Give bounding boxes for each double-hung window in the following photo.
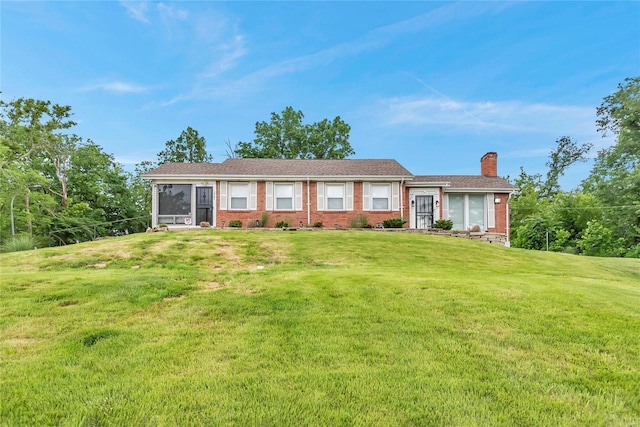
[371,184,391,210]
[317,182,353,211]
[275,183,294,210]
[326,184,345,210]
[229,183,249,209]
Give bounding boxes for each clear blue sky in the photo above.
[2,1,639,188]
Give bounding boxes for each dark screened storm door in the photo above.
[196,187,213,225]
[415,195,434,229]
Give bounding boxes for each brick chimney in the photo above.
[481,152,498,177]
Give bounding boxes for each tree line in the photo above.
[0,103,353,248]
[510,77,639,257]
[1,77,637,257]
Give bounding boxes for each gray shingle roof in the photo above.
[143,159,516,191]
[144,158,413,177]
[413,175,516,190]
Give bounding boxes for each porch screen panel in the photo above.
[159,184,191,215]
[448,194,464,230]
[469,194,485,231]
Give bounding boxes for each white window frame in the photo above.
[221,181,257,211]
[229,183,249,210]
[266,182,303,211]
[444,193,488,231]
[275,183,294,210]
[363,182,399,211]
[317,182,353,211]
[371,183,391,210]
[325,183,345,210]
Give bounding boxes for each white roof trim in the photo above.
[144,174,414,181]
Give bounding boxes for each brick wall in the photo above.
[215,181,407,229]
[481,152,498,177]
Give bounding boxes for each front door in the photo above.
[415,195,434,229]
[196,187,214,225]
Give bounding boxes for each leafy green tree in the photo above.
[157,127,212,164]
[1,97,148,245]
[234,106,354,159]
[0,98,74,243]
[583,76,640,256]
[541,136,592,199]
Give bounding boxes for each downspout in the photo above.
[400,177,404,220]
[307,177,311,226]
[506,192,512,247]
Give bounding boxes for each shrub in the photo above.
[260,212,270,228]
[312,221,323,228]
[432,219,453,230]
[382,218,406,228]
[578,220,626,257]
[228,220,242,228]
[275,220,290,228]
[2,234,40,253]
[349,215,370,228]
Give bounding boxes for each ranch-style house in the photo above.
[143,152,516,242]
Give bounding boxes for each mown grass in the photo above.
[1,230,639,426]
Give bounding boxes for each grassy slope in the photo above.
[1,230,639,426]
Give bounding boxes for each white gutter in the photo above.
[506,191,514,247]
[306,176,311,226]
[400,177,404,219]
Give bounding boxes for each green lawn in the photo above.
[1,230,639,426]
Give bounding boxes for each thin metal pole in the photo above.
[546,229,549,251]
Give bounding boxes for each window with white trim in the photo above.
[229,183,249,209]
[371,184,390,210]
[275,183,294,210]
[446,194,486,231]
[326,184,345,210]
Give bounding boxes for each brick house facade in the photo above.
[143,152,516,241]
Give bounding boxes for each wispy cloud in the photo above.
[163,1,516,104]
[120,1,149,24]
[375,95,595,135]
[156,2,188,39]
[79,80,152,94]
[200,35,247,79]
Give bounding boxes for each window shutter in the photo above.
[391,182,400,211]
[295,182,303,211]
[249,181,257,210]
[219,181,228,210]
[346,182,354,211]
[362,182,371,211]
[442,194,449,219]
[317,182,325,211]
[266,182,274,211]
[487,193,495,228]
